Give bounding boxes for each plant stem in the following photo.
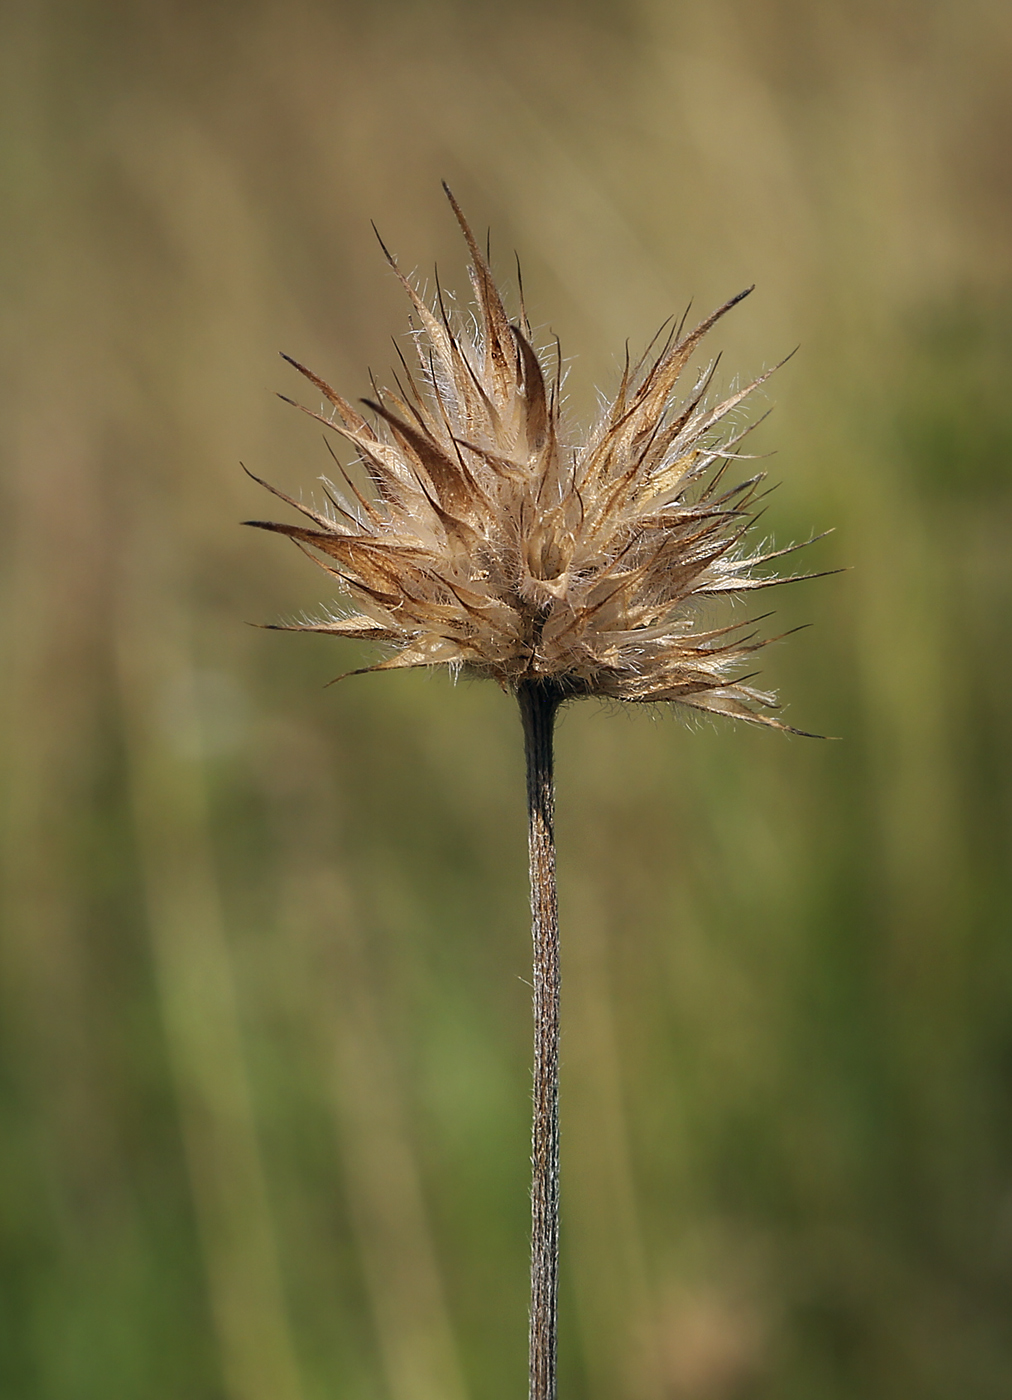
[519,680,562,1400]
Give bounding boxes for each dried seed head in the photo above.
[247,189,821,730]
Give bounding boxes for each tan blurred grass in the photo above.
[2,1,1012,1397]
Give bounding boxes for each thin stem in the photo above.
[519,680,562,1400]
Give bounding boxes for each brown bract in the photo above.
[247,188,820,730]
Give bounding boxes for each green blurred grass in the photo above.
[2,1,1012,1397]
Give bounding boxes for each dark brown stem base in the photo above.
[519,680,562,1400]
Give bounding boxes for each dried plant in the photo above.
[247,187,822,1400]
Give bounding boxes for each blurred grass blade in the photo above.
[115,579,304,1400]
[331,943,470,1400]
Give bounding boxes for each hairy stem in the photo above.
[519,680,562,1400]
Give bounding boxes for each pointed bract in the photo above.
[250,195,822,731]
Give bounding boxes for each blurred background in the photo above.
[2,1,1011,1396]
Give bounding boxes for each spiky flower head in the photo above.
[247,189,818,730]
